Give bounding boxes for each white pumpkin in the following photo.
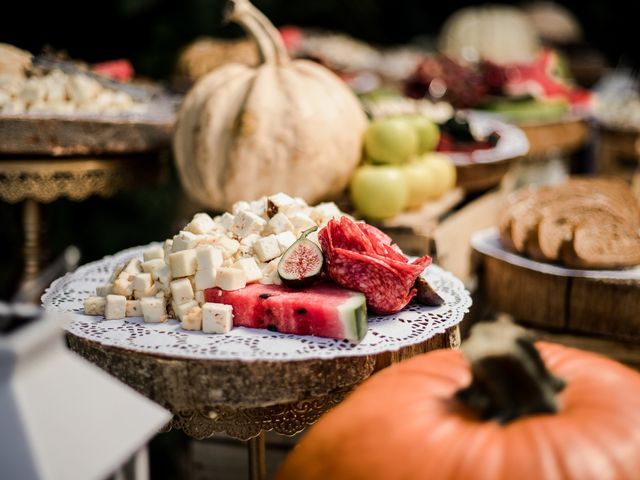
[174,0,367,211]
[438,5,541,65]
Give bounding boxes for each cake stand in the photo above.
[43,243,471,479]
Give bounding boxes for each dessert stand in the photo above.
[42,243,471,479]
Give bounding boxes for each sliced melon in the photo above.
[204,283,368,342]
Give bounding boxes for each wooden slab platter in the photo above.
[0,98,177,156]
[517,117,589,158]
[472,228,640,342]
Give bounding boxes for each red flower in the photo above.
[319,217,431,314]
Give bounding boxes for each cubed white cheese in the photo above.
[170,278,195,304]
[232,201,252,215]
[268,212,294,234]
[289,213,317,231]
[163,239,173,259]
[217,237,240,258]
[123,259,142,274]
[250,198,267,217]
[195,268,217,290]
[240,234,261,246]
[310,202,342,222]
[267,193,295,212]
[133,273,153,292]
[108,263,125,283]
[185,212,216,235]
[195,290,205,305]
[140,297,167,323]
[134,283,158,299]
[275,231,297,251]
[202,303,233,334]
[105,294,127,320]
[172,231,200,252]
[125,300,142,317]
[181,305,202,331]
[232,210,267,238]
[173,299,199,321]
[215,268,247,291]
[283,197,312,217]
[253,235,281,262]
[143,247,164,262]
[169,249,197,278]
[233,257,263,283]
[153,264,172,288]
[196,245,223,271]
[219,212,235,231]
[95,284,113,297]
[84,296,106,316]
[141,258,166,276]
[112,272,134,297]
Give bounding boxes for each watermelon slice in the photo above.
[204,283,368,342]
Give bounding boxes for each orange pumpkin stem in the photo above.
[456,320,565,424]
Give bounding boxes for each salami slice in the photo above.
[319,218,432,314]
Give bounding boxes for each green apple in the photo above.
[402,160,438,209]
[364,117,418,164]
[350,164,408,219]
[409,115,440,153]
[418,153,457,199]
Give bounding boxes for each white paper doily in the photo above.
[472,228,640,280]
[42,243,471,361]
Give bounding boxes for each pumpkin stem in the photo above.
[226,0,290,65]
[455,320,566,424]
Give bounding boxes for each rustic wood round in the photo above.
[472,231,640,343]
[67,326,460,479]
[519,119,589,158]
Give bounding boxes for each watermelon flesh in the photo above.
[204,283,368,342]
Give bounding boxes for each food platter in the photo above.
[42,242,471,362]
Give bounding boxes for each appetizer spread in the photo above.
[84,193,439,342]
[499,178,640,269]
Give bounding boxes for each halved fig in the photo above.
[414,277,445,306]
[278,227,324,288]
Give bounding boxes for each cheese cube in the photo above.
[169,249,197,278]
[217,237,240,257]
[173,299,198,321]
[153,264,172,287]
[290,213,317,231]
[253,235,281,262]
[202,303,233,334]
[196,245,223,271]
[215,268,246,291]
[141,259,166,276]
[172,231,199,252]
[219,212,235,231]
[112,272,134,297]
[240,233,261,246]
[195,290,205,305]
[84,296,106,316]
[108,263,125,283]
[232,210,267,238]
[140,297,167,323]
[268,212,294,234]
[195,268,217,290]
[233,257,263,283]
[170,278,194,304]
[275,231,297,251]
[143,247,164,262]
[311,202,342,222]
[134,283,158,299]
[125,300,142,317]
[95,284,113,297]
[267,193,295,212]
[105,294,127,320]
[123,259,142,274]
[133,273,153,292]
[181,305,202,331]
[163,239,173,259]
[232,200,252,215]
[259,275,274,285]
[185,212,216,235]
[250,198,267,217]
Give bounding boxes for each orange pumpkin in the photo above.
[277,322,640,480]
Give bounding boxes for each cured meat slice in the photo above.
[319,218,431,314]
